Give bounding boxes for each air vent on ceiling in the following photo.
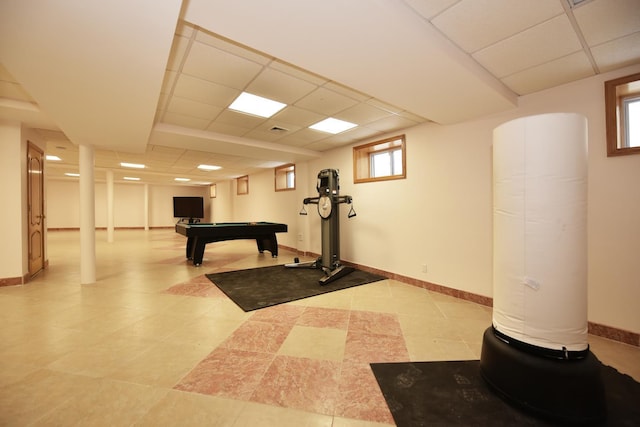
[567,0,592,8]
[270,126,289,133]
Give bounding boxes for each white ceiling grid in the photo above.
[0,0,638,184]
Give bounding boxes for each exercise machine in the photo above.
[286,169,356,285]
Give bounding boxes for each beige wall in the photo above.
[46,181,210,229]
[40,64,640,335]
[0,123,46,281]
[230,64,640,335]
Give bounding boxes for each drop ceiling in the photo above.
[1,0,638,185]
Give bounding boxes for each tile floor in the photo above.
[0,229,638,426]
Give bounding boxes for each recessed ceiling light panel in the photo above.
[309,117,357,134]
[198,164,222,171]
[228,92,286,118]
[120,162,145,169]
[46,155,61,161]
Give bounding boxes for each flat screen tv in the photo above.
[173,196,204,220]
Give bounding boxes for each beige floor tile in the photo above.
[135,389,247,426]
[1,229,636,426]
[589,335,640,381]
[107,341,212,387]
[278,325,347,361]
[35,378,168,426]
[233,401,333,427]
[0,369,96,425]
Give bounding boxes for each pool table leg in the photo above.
[185,237,195,260]
[191,237,206,266]
[256,233,278,257]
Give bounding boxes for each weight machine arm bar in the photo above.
[299,195,356,217]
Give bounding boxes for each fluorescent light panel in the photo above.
[46,155,61,161]
[309,117,357,134]
[65,173,79,177]
[198,164,221,171]
[120,162,145,169]
[174,177,191,182]
[228,92,286,118]
[123,177,140,181]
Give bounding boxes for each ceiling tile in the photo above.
[366,99,403,115]
[245,66,317,104]
[294,87,360,116]
[322,126,382,146]
[166,96,223,120]
[278,128,329,146]
[573,0,640,46]
[269,60,329,87]
[172,74,239,107]
[334,102,394,125]
[271,106,323,128]
[181,41,263,89]
[214,109,264,130]
[323,81,370,102]
[591,32,640,72]
[195,28,271,66]
[403,0,460,20]
[473,14,583,78]
[501,51,594,95]
[364,114,421,133]
[432,0,563,53]
[162,111,211,129]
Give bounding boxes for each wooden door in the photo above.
[27,142,45,277]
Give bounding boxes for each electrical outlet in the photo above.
[297,233,303,241]
[421,264,428,273]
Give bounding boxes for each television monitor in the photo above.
[173,196,204,220]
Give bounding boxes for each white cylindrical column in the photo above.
[492,113,588,352]
[106,170,114,242]
[79,144,96,284]
[144,183,149,231]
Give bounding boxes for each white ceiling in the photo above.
[1,0,639,185]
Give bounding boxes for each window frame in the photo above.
[274,163,296,192]
[353,135,406,184]
[236,175,249,195]
[604,72,640,157]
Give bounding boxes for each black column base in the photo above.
[480,327,607,425]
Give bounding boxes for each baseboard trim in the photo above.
[0,272,30,287]
[47,226,174,231]
[281,246,638,347]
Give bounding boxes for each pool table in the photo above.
[175,221,288,266]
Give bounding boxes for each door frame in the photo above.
[27,141,45,278]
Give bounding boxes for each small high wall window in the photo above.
[237,175,249,195]
[605,72,640,157]
[353,135,406,183]
[275,163,295,191]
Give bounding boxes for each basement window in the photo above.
[354,135,406,183]
[275,163,295,191]
[605,72,640,156]
[237,175,249,195]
